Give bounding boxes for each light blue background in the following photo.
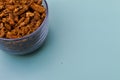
[0,0,120,80]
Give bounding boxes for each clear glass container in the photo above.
[0,0,49,55]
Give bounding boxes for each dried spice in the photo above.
[0,0,46,39]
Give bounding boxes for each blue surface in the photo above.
[0,0,120,80]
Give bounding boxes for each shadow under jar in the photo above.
[0,0,49,55]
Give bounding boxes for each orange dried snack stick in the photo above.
[0,27,5,38]
[20,0,34,5]
[31,18,37,23]
[4,23,11,30]
[0,9,10,18]
[14,16,19,22]
[6,31,21,39]
[41,12,46,20]
[15,0,21,4]
[14,8,19,13]
[27,18,36,29]
[13,5,23,13]
[16,5,28,15]
[34,0,42,5]
[21,26,33,36]
[14,27,21,35]
[30,3,45,13]
[15,17,25,27]
[7,0,21,5]
[26,12,34,17]
[20,0,27,4]
[0,1,3,2]
[21,21,35,36]
[2,18,7,23]
[5,5,15,10]
[23,27,29,34]
[18,11,34,27]
[34,11,40,20]
[30,20,36,27]
[26,26,33,35]
[8,13,15,25]
[16,27,27,37]
[0,5,4,10]
[20,13,26,18]
[8,0,15,4]
[6,27,22,38]
[37,0,42,5]
[4,9,11,14]
[11,29,19,35]
[18,17,30,27]
[0,3,3,7]
[28,0,35,5]
[31,16,37,22]
[0,23,3,28]
[20,27,28,36]
[18,20,35,36]
[0,12,5,18]
[34,20,42,30]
